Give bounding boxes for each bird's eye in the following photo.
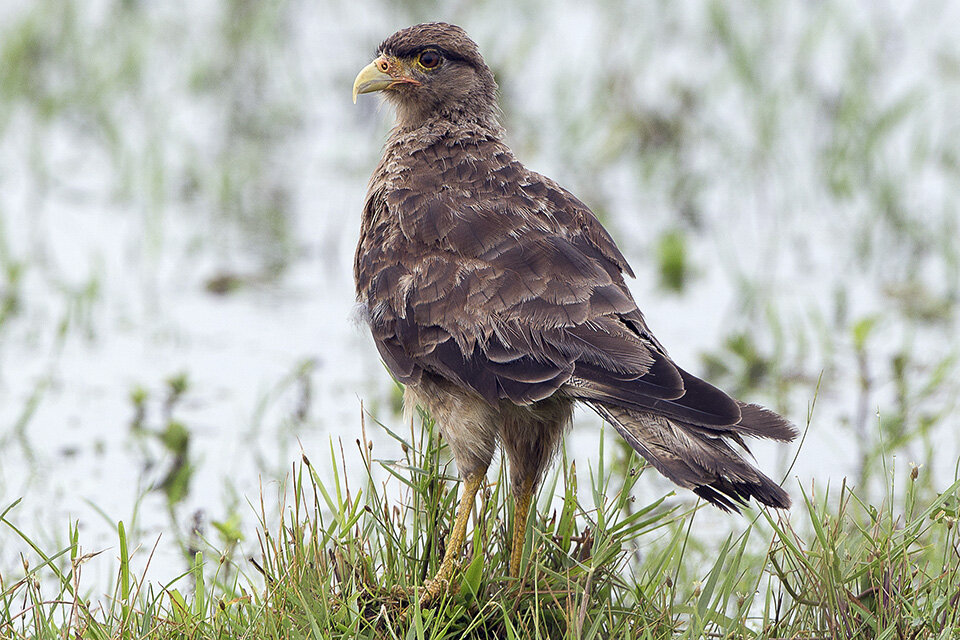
[417,50,441,70]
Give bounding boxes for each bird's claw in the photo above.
[389,584,416,600]
[389,575,454,609]
[418,575,452,607]
[393,576,455,625]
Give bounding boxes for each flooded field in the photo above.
[2,0,959,591]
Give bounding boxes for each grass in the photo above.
[2,411,959,639]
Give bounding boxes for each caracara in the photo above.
[353,22,795,605]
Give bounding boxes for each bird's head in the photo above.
[352,23,498,129]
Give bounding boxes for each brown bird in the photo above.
[352,22,796,605]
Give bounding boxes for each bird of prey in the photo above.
[352,22,796,605]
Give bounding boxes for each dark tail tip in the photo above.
[694,474,791,513]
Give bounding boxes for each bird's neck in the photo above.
[388,115,504,151]
[393,105,502,136]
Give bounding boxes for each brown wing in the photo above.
[356,134,694,407]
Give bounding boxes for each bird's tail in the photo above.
[588,401,793,511]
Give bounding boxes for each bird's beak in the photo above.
[352,55,420,103]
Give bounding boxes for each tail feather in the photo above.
[571,370,799,441]
[733,402,798,442]
[589,402,792,511]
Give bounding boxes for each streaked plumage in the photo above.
[353,22,796,602]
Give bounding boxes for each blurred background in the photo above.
[1,0,958,591]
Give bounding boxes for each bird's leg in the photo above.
[510,475,536,576]
[419,471,486,607]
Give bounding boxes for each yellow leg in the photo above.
[419,473,485,607]
[510,476,536,577]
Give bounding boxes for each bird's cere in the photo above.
[352,58,393,103]
[352,56,420,103]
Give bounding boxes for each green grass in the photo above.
[3,412,959,639]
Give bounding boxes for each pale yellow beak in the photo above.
[352,56,421,103]
[352,59,394,104]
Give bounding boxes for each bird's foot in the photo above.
[392,575,454,625]
[418,575,452,608]
[388,584,417,600]
[388,574,454,608]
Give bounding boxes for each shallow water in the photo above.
[1,0,959,591]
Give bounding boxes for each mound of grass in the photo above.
[2,413,959,638]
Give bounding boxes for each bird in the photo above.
[352,22,796,606]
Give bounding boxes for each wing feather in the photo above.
[355,104,794,513]
[355,134,677,406]
[356,133,744,429]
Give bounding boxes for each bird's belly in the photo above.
[404,377,500,478]
[403,375,575,481]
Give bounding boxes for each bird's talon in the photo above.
[389,584,417,600]
[418,575,451,607]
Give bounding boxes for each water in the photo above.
[2,0,959,591]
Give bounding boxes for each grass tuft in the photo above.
[3,413,960,638]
